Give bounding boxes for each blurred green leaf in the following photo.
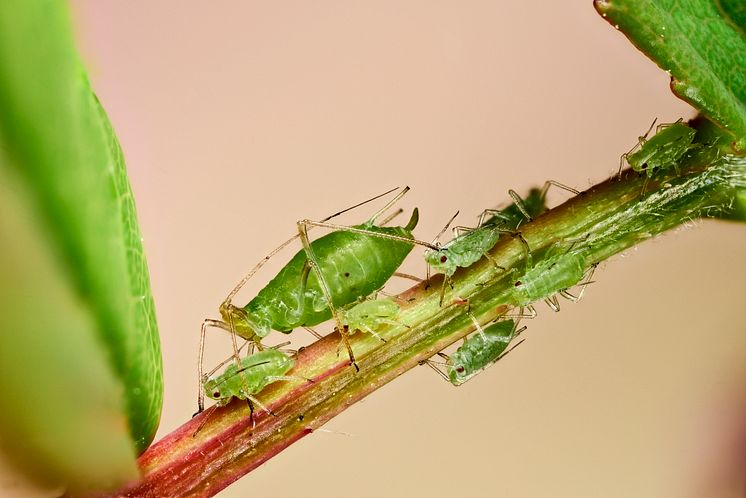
[595,0,746,150]
[0,0,162,475]
[0,163,139,491]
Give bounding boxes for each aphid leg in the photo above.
[482,252,507,274]
[494,337,527,363]
[197,318,233,413]
[356,324,386,343]
[420,356,451,382]
[476,208,509,226]
[392,271,425,283]
[302,326,324,340]
[467,311,488,340]
[265,375,314,385]
[560,263,598,303]
[505,305,537,320]
[191,404,218,436]
[544,294,561,312]
[540,180,580,204]
[507,191,534,222]
[438,276,454,307]
[247,395,276,418]
[617,118,657,179]
[297,220,359,371]
[640,176,651,197]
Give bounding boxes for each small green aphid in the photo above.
[424,182,578,304]
[622,119,697,177]
[446,319,525,385]
[512,249,596,314]
[199,187,438,411]
[203,349,295,409]
[341,298,401,341]
[423,318,525,385]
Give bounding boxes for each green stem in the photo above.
[109,155,745,498]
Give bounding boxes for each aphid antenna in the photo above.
[496,337,527,362]
[302,326,324,340]
[432,211,460,246]
[325,186,400,224]
[420,358,450,383]
[204,338,256,379]
[192,404,218,437]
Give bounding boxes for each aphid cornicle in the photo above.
[198,187,438,412]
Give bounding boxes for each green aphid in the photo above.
[203,349,295,408]
[447,319,523,385]
[424,182,578,304]
[624,120,697,177]
[341,298,401,341]
[512,248,595,313]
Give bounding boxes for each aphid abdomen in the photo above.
[448,320,516,385]
[245,223,414,332]
[513,253,586,305]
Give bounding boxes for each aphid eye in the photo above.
[213,391,220,398]
[440,255,448,263]
[514,280,522,287]
[344,272,350,277]
[456,366,465,373]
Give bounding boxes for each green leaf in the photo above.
[595,0,746,150]
[0,163,139,491]
[0,0,162,465]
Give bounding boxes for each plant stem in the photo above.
[108,155,745,498]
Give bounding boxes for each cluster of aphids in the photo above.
[196,119,697,418]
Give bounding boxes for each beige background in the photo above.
[3,2,746,497]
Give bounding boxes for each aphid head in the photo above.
[448,362,468,384]
[424,248,453,274]
[203,377,227,402]
[219,303,266,339]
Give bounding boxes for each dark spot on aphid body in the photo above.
[298,414,305,421]
[344,272,350,278]
[514,281,522,287]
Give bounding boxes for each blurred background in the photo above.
[3,1,745,497]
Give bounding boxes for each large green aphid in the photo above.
[622,119,698,177]
[340,298,402,342]
[446,319,524,385]
[198,187,438,411]
[511,248,596,314]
